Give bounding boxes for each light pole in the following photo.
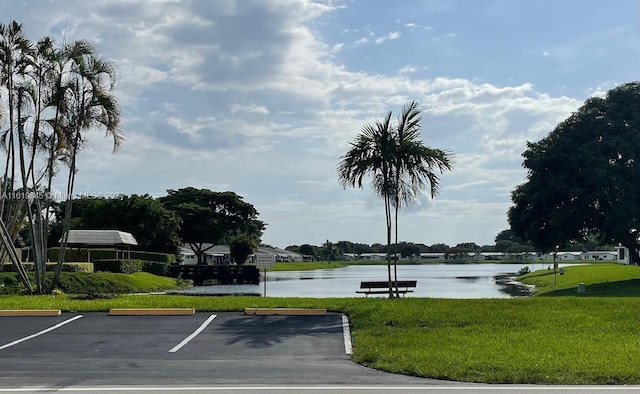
[553,245,559,285]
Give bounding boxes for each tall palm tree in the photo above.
[338,101,453,298]
[0,21,34,290]
[338,112,396,297]
[49,43,122,291]
[390,101,453,295]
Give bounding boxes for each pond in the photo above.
[172,262,572,298]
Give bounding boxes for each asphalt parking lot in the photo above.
[0,312,434,389]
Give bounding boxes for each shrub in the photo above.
[93,259,145,274]
[1,262,93,273]
[130,251,176,264]
[47,248,176,263]
[518,266,531,276]
[142,261,169,276]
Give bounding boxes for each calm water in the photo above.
[173,263,571,298]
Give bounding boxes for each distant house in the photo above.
[358,253,387,261]
[251,247,303,263]
[343,253,358,261]
[178,244,304,265]
[479,252,508,261]
[420,252,446,261]
[179,244,231,265]
[581,251,617,261]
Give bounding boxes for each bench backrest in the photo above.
[360,280,417,288]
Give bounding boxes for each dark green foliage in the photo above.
[0,274,22,294]
[298,244,315,256]
[400,244,421,261]
[141,261,169,276]
[1,262,93,273]
[229,234,258,265]
[93,259,169,276]
[93,259,146,274]
[509,82,640,260]
[160,187,265,264]
[130,251,176,264]
[47,248,175,263]
[47,195,181,254]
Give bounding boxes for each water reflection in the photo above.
[171,263,569,298]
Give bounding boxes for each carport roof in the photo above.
[61,230,138,246]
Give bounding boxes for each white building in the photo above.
[616,246,634,265]
[420,252,446,261]
[179,244,231,265]
[581,251,617,261]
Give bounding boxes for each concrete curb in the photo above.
[109,308,195,316]
[244,308,327,316]
[0,310,62,317]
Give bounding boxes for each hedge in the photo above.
[47,248,176,263]
[0,262,94,273]
[92,259,168,275]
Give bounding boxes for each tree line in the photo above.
[285,230,611,261]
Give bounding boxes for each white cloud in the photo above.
[375,31,401,44]
[3,0,630,249]
[229,104,270,115]
[399,65,417,74]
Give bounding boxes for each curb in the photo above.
[109,308,195,316]
[244,308,327,316]
[0,310,62,317]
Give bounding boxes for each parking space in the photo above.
[0,312,346,359]
[0,312,429,388]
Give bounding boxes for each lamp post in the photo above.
[553,245,559,285]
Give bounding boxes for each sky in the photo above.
[1,0,638,249]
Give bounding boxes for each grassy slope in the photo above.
[0,272,183,295]
[519,263,640,296]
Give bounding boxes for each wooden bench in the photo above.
[356,280,417,297]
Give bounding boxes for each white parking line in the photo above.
[342,314,352,355]
[0,315,83,351]
[168,314,217,353]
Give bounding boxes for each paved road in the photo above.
[1,312,638,393]
[0,312,442,388]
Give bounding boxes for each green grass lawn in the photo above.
[518,263,640,296]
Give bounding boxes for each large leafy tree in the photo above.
[47,195,181,254]
[338,101,453,297]
[160,187,265,265]
[229,233,258,265]
[508,82,640,263]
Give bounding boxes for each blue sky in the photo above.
[2,0,638,248]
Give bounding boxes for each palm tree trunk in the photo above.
[49,135,79,293]
[384,192,394,299]
[393,200,399,298]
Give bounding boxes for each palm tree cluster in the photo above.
[0,21,123,293]
[338,101,453,297]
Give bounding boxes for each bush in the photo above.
[518,266,531,276]
[93,259,145,274]
[0,273,21,294]
[142,261,169,276]
[1,262,93,273]
[130,251,176,264]
[47,248,176,263]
